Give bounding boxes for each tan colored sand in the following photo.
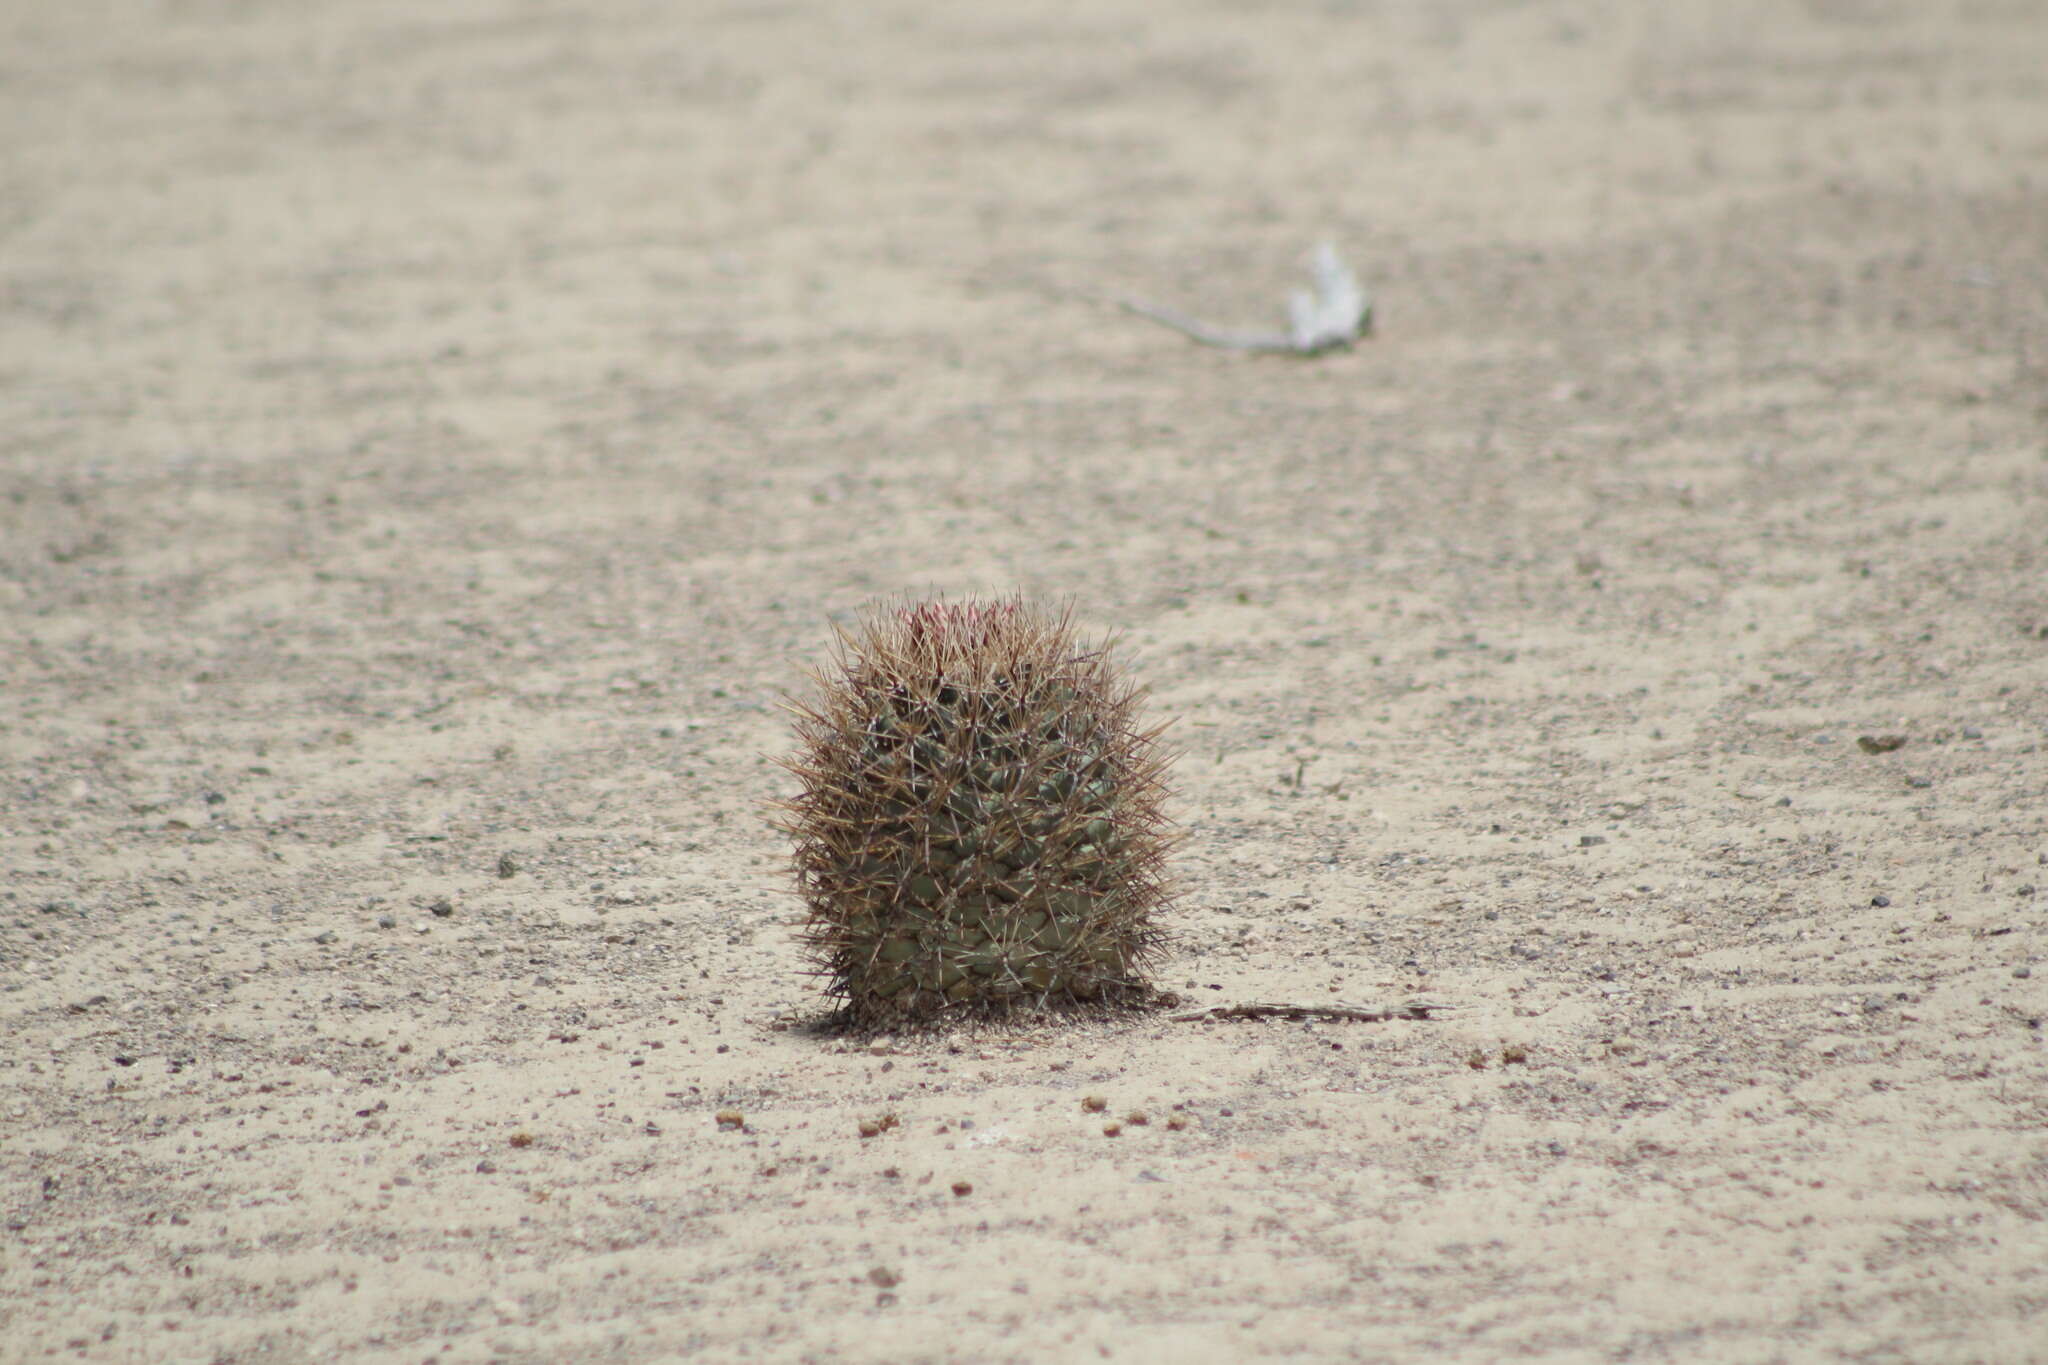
[4,2,2045,1361]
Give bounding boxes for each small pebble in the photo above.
[1102,1122,1122,1137]
[715,1109,744,1130]
[951,1181,972,1197]
[2016,966,2034,980]
[376,914,397,930]
[1081,1095,1107,1113]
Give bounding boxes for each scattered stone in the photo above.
[1579,834,1607,847]
[951,1181,972,1197]
[497,854,518,878]
[1081,1095,1107,1113]
[1103,1122,1123,1137]
[1857,735,1907,754]
[314,930,338,945]
[430,898,454,918]
[715,1109,745,1130]
[867,1266,900,1289]
[376,914,397,929]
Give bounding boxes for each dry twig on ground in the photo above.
[1165,998,1457,1023]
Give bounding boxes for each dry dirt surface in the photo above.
[4,2,2047,1362]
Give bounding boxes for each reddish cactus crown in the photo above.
[896,598,1018,650]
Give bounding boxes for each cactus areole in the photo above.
[776,597,1177,1025]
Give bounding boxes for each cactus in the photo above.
[775,596,1176,1025]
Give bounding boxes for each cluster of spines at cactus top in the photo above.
[777,596,1176,1025]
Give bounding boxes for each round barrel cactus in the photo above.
[776,597,1176,1025]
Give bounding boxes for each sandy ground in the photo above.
[4,1,2047,1361]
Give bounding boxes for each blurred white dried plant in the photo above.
[1121,242,1373,355]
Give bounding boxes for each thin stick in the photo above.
[1165,998,1459,1023]
[1116,297,1300,353]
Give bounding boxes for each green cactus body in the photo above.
[776,597,1176,1025]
